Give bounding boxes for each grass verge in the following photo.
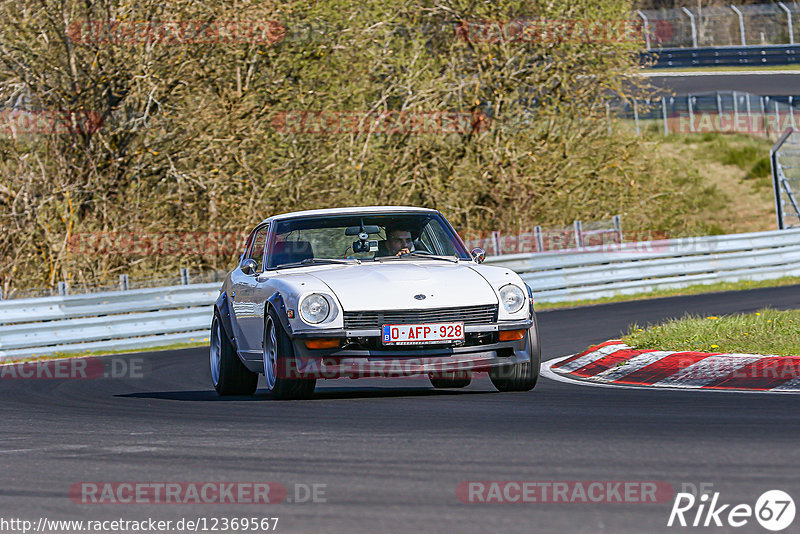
[622,308,800,356]
[1,340,209,365]
[535,276,800,311]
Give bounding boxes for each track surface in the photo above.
[645,72,800,96]
[2,285,800,533]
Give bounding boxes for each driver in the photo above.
[384,227,415,256]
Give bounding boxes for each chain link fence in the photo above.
[772,128,800,229]
[638,2,800,49]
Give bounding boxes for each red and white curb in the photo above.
[543,340,800,393]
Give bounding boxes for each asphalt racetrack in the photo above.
[644,71,800,96]
[2,285,800,533]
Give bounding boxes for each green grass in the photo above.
[623,308,800,356]
[535,276,800,311]
[2,340,209,365]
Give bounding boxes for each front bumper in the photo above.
[287,320,533,379]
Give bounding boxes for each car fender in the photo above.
[266,292,293,336]
[215,292,238,349]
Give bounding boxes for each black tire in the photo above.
[489,312,541,392]
[429,371,471,389]
[264,308,316,400]
[210,311,258,396]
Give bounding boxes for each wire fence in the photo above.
[772,128,800,229]
[611,91,800,138]
[638,2,800,49]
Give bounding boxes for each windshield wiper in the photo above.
[275,258,360,269]
[376,252,459,263]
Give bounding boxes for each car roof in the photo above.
[258,206,439,226]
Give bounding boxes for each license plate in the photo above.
[381,322,464,345]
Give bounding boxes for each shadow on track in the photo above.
[117,387,495,402]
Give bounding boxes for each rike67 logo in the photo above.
[668,486,795,531]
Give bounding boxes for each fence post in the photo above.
[180,267,190,285]
[681,7,698,48]
[775,100,781,134]
[573,220,584,249]
[761,96,768,137]
[778,2,794,45]
[605,102,612,135]
[534,226,544,253]
[58,281,68,296]
[661,96,669,135]
[732,90,739,131]
[730,5,747,46]
[746,93,753,133]
[119,274,129,291]
[633,100,640,135]
[491,231,501,256]
[637,10,651,50]
[790,96,797,129]
[688,94,695,132]
[613,215,623,244]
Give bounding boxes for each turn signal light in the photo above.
[498,329,525,341]
[304,338,340,349]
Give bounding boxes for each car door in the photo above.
[231,223,269,359]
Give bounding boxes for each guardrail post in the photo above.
[534,226,544,253]
[613,215,623,244]
[681,7,698,48]
[573,220,584,249]
[180,267,190,285]
[119,274,129,291]
[661,96,669,135]
[58,281,68,296]
[778,2,794,45]
[730,5,747,46]
[637,10,651,50]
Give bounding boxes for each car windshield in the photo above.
[266,212,471,268]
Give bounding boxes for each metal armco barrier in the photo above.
[643,44,800,68]
[3,228,800,361]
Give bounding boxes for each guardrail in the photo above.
[643,44,800,68]
[3,228,800,362]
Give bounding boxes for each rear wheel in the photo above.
[210,311,258,396]
[264,309,316,400]
[428,371,471,389]
[489,313,541,392]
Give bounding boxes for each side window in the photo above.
[246,227,268,271]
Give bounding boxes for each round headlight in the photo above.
[499,284,526,314]
[299,294,330,324]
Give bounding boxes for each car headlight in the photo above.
[299,294,330,324]
[499,284,526,313]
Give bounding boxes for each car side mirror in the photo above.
[241,258,258,275]
[471,248,486,264]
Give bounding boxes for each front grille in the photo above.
[343,305,498,330]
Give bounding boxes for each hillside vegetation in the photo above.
[0,0,739,294]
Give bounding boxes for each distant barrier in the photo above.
[4,228,800,361]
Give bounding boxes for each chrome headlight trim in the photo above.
[299,293,330,324]
[499,284,526,314]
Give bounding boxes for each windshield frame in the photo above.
[263,210,471,269]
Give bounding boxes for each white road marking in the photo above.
[640,70,800,77]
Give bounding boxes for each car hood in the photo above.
[307,262,498,311]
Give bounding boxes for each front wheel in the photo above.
[210,311,258,396]
[489,313,541,392]
[264,309,316,400]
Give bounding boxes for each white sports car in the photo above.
[210,206,540,399]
